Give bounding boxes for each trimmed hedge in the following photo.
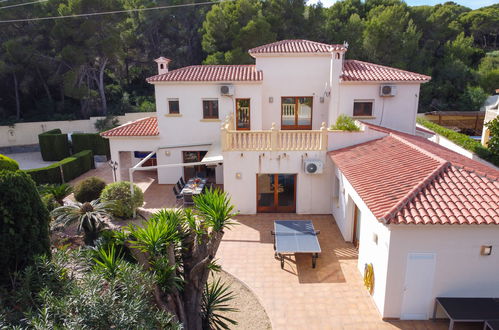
[74,176,106,202]
[0,154,19,171]
[26,150,95,185]
[417,117,499,167]
[72,133,110,157]
[38,129,70,161]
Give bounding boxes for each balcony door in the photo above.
[281,97,313,130]
[257,174,296,213]
[235,98,250,130]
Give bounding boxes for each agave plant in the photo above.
[201,277,239,329]
[51,199,114,245]
[39,183,73,205]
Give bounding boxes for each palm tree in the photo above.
[51,199,114,245]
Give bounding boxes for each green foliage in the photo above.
[25,150,94,185]
[0,154,19,171]
[94,115,120,132]
[38,129,70,161]
[101,181,144,219]
[71,133,110,157]
[1,249,181,329]
[478,51,499,94]
[0,170,50,286]
[193,188,238,232]
[93,245,123,279]
[38,183,73,205]
[330,114,361,131]
[51,199,115,245]
[485,117,499,156]
[202,277,239,330]
[74,176,107,203]
[458,86,488,110]
[417,117,499,166]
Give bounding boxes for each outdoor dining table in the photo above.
[180,178,207,195]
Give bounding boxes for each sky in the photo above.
[306,0,498,9]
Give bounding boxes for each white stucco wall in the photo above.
[332,164,391,316]
[223,150,333,214]
[153,82,262,145]
[384,225,499,319]
[337,83,421,134]
[256,55,333,129]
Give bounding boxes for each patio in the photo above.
[216,214,477,330]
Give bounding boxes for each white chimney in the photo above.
[154,57,172,75]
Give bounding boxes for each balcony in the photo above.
[221,115,328,152]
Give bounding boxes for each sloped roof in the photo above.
[342,60,431,82]
[329,124,498,225]
[147,65,263,83]
[248,39,347,55]
[100,117,159,137]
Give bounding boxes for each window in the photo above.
[353,101,373,117]
[281,97,313,129]
[203,100,219,119]
[168,99,179,114]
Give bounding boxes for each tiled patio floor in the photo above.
[217,214,478,330]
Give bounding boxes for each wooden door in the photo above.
[236,98,250,130]
[257,174,296,213]
[353,204,361,248]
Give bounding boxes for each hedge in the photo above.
[38,129,70,161]
[0,154,19,171]
[417,117,499,167]
[71,133,110,157]
[26,150,95,184]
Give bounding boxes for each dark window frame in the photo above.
[168,99,180,114]
[203,99,219,119]
[353,101,373,117]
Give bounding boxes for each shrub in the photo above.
[0,170,50,286]
[0,154,19,171]
[74,176,107,202]
[330,115,361,131]
[71,133,110,157]
[26,150,94,185]
[38,129,70,161]
[101,181,144,218]
[94,115,119,132]
[417,117,499,166]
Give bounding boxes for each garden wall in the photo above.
[0,112,155,147]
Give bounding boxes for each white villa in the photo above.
[102,40,499,321]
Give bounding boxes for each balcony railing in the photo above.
[221,115,328,151]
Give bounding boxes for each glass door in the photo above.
[182,151,215,181]
[236,98,250,130]
[281,97,312,130]
[257,174,296,213]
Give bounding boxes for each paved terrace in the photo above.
[71,163,480,329]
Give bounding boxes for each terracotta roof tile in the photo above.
[248,39,346,55]
[147,65,262,83]
[329,124,499,225]
[342,60,431,82]
[101,117,158,137]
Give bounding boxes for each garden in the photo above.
[0,159,245,329]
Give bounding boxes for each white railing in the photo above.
[221,115,328,151]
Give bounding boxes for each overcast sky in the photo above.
[306,0,497,9]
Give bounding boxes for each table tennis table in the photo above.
[433,297,499,330]
[272,220,321,269]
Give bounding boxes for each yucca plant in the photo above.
[39,183,73,205]
[51,199,114,245]
[93,245,123,279]
[201,277,239,330]
[193,187,237,232]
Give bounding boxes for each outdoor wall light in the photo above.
[481,245,492,256]
[165,150,171,156]
[269,97,274,103]
[240,153,244,158]
[372,233,378,245]
[320,97,325,103]
[235,172,242,179]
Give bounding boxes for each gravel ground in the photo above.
[213,270,272,330]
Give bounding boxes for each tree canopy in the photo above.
[0,0,497,123]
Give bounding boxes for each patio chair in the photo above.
[177,179,185,189]
[175,182,183,192]
[183,192,195,207]
[172,185,183,206]
[180,177,186,186]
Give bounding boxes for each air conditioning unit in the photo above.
[380,85,397,97]
[304,160,323,174]
[220,85,234,96]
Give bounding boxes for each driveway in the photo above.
[216,214,475,330]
